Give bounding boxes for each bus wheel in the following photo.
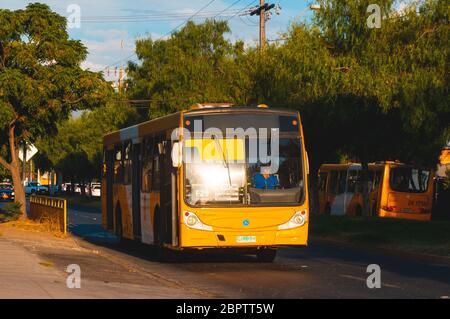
[256,248,277,263]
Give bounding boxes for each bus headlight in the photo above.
[186,215,198,226]
[278,210,308,230]
[183,212,213,231]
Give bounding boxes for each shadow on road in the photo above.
[68,204,450,287]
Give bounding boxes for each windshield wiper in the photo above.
[212,135,232,188]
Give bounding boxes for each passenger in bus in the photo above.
[393,173,409,190]
[253,166,279,190]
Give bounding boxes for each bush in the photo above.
[0,202,22,222]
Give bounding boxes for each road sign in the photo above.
[18,143,38,162]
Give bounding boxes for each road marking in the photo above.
[339,274,401,288]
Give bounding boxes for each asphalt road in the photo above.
[66,204,450,299]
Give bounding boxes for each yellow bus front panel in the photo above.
[179,205,309,248]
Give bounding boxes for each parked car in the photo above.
[61,183,73,192]
[0,183,14,201]
[44,184,60,194]
[24,181,48,195]
[74,184,87,194]
[91,184,101,197]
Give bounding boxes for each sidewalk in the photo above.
[0,224,203,299]
[0,237,84,298]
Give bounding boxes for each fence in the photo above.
[29,195,67,235]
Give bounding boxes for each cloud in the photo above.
[81,61,106,72]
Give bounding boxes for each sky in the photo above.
[1,0,316,81]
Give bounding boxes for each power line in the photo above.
[210,0,243,20]
[104,0,218,70]
[82,10,246,23]
[225,0,259,22]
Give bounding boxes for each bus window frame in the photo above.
[123,141,132,185]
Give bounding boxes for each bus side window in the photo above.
[318,173,328,191]
[141,138,153,193]
[114,146,123,183]
[329,171,338,194]
[347,170,358,193]
[336,171,346,194]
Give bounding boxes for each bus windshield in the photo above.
[183,113,304,206]
[389,167,430,193]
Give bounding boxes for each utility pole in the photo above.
[259,0,266,52]
[249,2,277,53]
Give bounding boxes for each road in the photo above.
[66,204,450,299]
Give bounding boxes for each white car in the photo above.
[91,185,101,197]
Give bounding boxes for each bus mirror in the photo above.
[171,142,182,168]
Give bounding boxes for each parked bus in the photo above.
[102,104,310,261]
[318,162,434,221]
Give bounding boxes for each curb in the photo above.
[311,237,450,265]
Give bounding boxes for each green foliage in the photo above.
[35,99,140,182]
[0,3,110,158]
[0,201,22,222]
[309,0,449,165]
[250,0,449,167]
[127,20,251,118]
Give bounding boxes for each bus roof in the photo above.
[104,106,300,147]
[318,162,426,173]
[184,106,299,116]
[104,111,181,147]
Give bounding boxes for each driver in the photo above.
[253,166,279,190]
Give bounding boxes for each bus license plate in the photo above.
[236,236,256,243]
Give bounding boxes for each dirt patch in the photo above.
[4,220,66,238]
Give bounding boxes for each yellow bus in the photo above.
[102,104,310,261]
[318,162,434,221]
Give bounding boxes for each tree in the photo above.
[127,20,252,118]
[248,0,448,214]
[35,99,140,187]
[0,3,110,217]
[311,0,449,214]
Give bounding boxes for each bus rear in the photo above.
[378,163,434,221]
[176,107,309,259]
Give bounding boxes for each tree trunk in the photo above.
[10,160,27,219]
[7,125,27,219]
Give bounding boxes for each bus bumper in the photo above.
[379,209,431,221]
[179,224,309,248]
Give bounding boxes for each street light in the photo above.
[294,3,321,22]
[310,4,321,11]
